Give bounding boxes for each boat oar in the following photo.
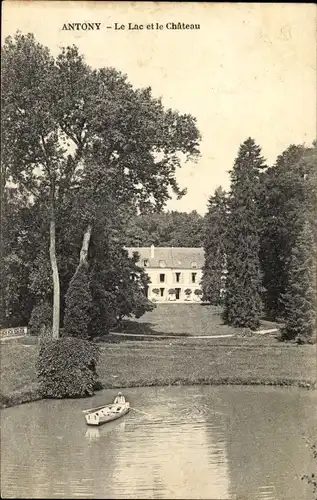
[82,405,105,414]
[130,407,154,418]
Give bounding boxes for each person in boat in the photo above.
[113,392,125,405]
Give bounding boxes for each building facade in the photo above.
[126,246,204,303]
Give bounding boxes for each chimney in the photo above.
[150,244,155,258]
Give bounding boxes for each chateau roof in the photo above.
[126,246,204,270]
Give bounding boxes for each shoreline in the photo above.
[1,376,316,410]
[1,326,316,410]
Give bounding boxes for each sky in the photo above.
[2,1,316,214]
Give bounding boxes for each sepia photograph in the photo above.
[1,1,316,499]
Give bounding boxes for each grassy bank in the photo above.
[1,336,316,408]
[116,303,280,337]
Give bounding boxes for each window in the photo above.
[160,273,165,283]
[160,288,165,297]
[191,261,198,269]
[144,259,149,267]
[176,272,181,283]
[191,272,197,283]
[159,260,166,268]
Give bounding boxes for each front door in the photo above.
[175,288,181,300]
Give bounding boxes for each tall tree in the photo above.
[88,227,153,337]
[259,144,309,319]
[2,32,201,337]
[281,220,316,343]
[224,138,265,329]
[2,35,92,338]
[201,186,228,305]
[63,264,92,339]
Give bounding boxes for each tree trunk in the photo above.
[75,224,92,274]
[49,197,60,340]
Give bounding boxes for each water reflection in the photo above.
[85,427,100,441]
[1,386,316,499]
[85,420,127,442]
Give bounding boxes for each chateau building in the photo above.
[126,245,204,303]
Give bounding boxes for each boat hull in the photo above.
[85,402,130,426]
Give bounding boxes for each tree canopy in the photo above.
[1,32,201,335]
[123,210,205,247]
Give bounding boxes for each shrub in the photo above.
[185,289,192,296]
[28,302,52,336]
[37,337,100,398]
[194,289,203,296]
[63,265,92,339]
[168,288,176,294]
[152,288,160,295]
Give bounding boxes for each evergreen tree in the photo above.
[281,220,316,344]
[63,265,92,339]
[259,145,308,319]
[224,138,265,329]
[201,186,228,305]
[88,228,154,337]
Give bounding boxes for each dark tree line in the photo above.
[202,139,316,343]
[123,210,205,248]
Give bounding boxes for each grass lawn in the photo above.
[1,333,316,408]
[0,305,314,408]
[98,340,316,389]
[0,342,40,407]
[117,303,280,337]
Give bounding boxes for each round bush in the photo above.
[37,337,100,398]
[28,302,52,336]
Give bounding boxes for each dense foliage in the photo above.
[63,265,92,339]
[201,187,228,305]
[89,233,154,336]
[0,188,40,327]
[37,338,100,398]
[124,210,204,247]
[281,221,316,344]
[28,302,52,336]
[223,138,265,329]
[259,145,314,319]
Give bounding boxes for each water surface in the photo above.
[1,385,316,499]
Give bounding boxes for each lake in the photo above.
[1,385,316,499]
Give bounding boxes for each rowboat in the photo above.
[83,401,130,426]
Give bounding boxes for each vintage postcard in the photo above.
[1,2,316,499]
